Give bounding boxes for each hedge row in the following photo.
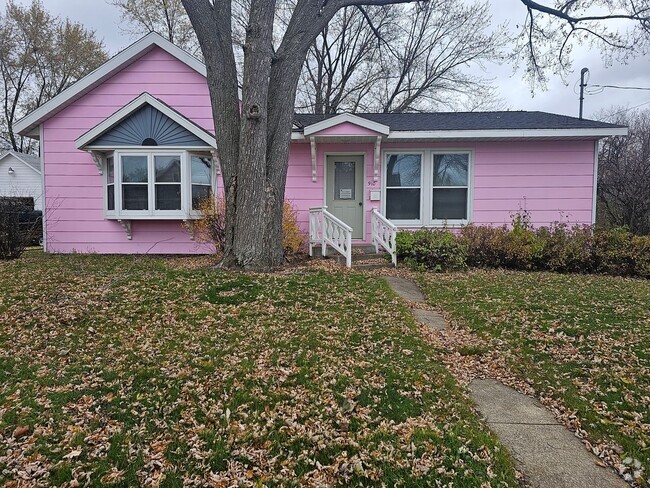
[396,224,650,278]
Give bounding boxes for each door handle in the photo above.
[358,202,363,206]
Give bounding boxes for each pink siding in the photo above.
[311,122,382,136]
[287,140,596,243]
[41,46,597,253]
[43,47,214,254]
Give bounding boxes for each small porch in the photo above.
[308,206,397,268]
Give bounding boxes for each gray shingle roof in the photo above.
[0,150,41,172]
[293,111,624,131]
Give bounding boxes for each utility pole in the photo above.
[579,67,589,119]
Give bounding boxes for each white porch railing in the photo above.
[309,206,353,268]
[371,208,397,267]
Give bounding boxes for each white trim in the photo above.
[592,140,599,225]
[0,151,41,175]
[324,152,366,240]
[310,137,317,182]
[292,127,627,141]
[75,93,216,149]
[14,32,206,136]
[387,127,628,140]
[374,136,382,181]
[303,113,390,136]
[39,124,46,251]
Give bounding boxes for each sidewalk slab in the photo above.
[412,308,447,330]
[384,276,426,303]
[470,379,627,488]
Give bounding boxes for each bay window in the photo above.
[106,156,115,211]
[384,150,471,226]
[191,155,212,210]
[104,150,213,219]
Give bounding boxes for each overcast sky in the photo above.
[4,0,649,119]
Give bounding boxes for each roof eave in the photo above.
[14,32,206,137]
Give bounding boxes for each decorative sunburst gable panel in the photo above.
[92,104,209,147]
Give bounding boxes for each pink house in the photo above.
[15,33,627,260]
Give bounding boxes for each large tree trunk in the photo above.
[181,0,422,271]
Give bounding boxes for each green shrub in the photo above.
[397,220,648,278]
[460,225,508,268]
[538,223,595,273]
[631,235,650,278]
[396,229,467,271]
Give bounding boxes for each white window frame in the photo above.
[105,154,116,218]
[430,150,473,227]
[382,151,425,226]
[381,149,473,227]
[188,152,216,216]
[102,148,215,220]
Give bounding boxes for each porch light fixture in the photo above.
[7,167,14,175]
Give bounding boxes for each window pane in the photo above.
[386,188,420,220]
[334,161,355,200]
[192,184,211,210]
[155,184,181,210]
[434,154,468,186]
[155,155,181,183]
[122,156,148,183]
[191,156,212,185]
[433,188,467,220]
[386,154,421,187]
[107,157,114,184]
[107,184,114,211]
[123,184,148,210]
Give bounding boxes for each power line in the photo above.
[591,84,650,91]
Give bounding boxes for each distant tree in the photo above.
[598,108,650,235]
[111,0,201,58]
[297,1,506,114]
[515,0,650,88]
[0,0,108,152]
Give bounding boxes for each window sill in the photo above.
[392,221,470,229]
[105,214,203,220]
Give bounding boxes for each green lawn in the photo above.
[0,251,517,486]
[417,269,649,484]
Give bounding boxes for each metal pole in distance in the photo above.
[579,67,589,119]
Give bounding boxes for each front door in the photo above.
[326,155,364,238]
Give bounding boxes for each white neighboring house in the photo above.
[0,150,43,211]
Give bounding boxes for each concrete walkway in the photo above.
[470,379,627,488]
[384,276,426,303]
[385,275,626,487]
[384,276,447,330]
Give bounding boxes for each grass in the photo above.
[417,269,650,482]
[0,251,518,486]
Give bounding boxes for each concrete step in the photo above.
[310,244,376,258]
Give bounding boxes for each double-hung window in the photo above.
[384,150,471,226]
[432,152,469,222]
[385,153,422,223]
[105,150,213,219]
[191,155,212,210]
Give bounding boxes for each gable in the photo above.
[14,32,206,138]
[303,113,390,137]
[90,104,209,147]
[75,93,216,149]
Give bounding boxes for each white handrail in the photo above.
[371,208,397,267]
[309,206,353,267]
